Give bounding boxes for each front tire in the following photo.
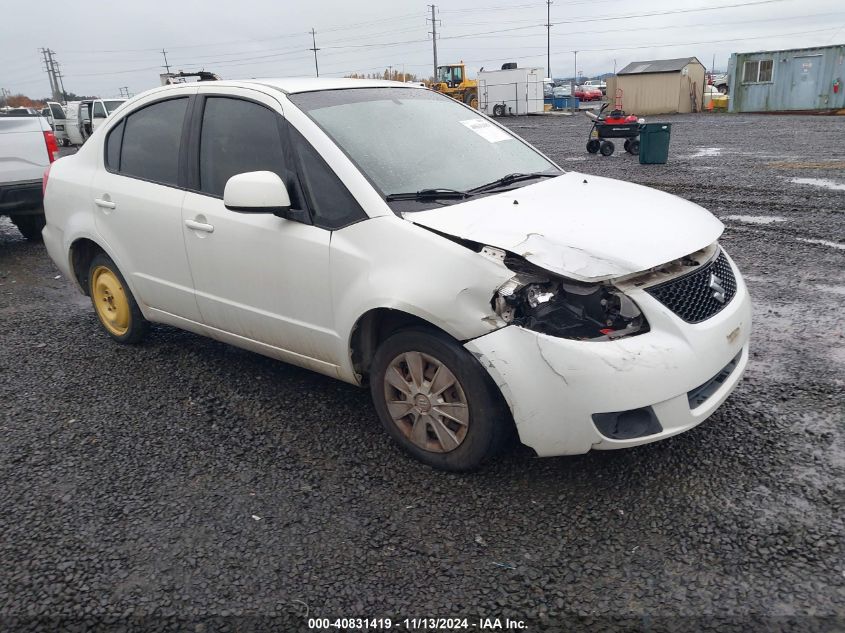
[370,328,511,471]
[87,253,148,344]
[493,104,506,117]
[10,213,46,241]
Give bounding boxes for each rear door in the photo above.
[90,92,202,321]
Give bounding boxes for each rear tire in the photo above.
[492,104,506,117]
[369,327,511,471]
[586,139,601,154]
[628,139,640,155]
[10,213,46,241]
[600,140,615,156]
[87,253,149,344]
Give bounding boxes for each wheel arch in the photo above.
[349,307,460,385]
[68,236,118,296]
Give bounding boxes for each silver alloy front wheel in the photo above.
[383,351,469,453]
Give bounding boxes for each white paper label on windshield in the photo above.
[459,118,512,143]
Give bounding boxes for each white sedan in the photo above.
[42,79,751,471]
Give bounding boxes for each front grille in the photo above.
[646,250,737,323]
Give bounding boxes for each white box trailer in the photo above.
[477,66,545,117]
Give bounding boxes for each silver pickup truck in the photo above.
[0,115,58,240]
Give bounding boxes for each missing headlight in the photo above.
[492,259,649,341]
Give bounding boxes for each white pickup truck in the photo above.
[0,115,59,240]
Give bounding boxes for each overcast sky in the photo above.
[1,0,843,98]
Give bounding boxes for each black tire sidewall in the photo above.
[10,213,46,241]
[600,141,614,156]
[369,327,510,471]
[587,139,600,153]
[87,253,148,344]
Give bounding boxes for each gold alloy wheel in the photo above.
[470,96,479,109]
[90,265,130,336]
[383,351,469,453]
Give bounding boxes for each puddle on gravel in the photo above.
[789,177,845,192]
[796,237,845,251]
[687,147,722,158]
[724,215,788,224]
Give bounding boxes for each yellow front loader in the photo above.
[430,63,478,109]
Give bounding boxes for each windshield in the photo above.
[103,100,125,114]
[289,88,556,197]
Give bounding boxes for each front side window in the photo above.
[119,97,188,186]
[198,97,285,197]
[285,123,366,230]
[289,88,555,200]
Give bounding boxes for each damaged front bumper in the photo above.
[465,263,752,457]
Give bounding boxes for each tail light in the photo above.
[43,131,59,163]
[43,164,51,197]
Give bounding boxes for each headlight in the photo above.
[492,256,649,341]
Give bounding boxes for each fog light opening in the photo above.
[592,407,662,440]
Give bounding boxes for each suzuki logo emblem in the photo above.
[709,273,726,304]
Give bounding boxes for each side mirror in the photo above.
[224,171,291,215]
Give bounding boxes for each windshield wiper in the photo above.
[385,188,469,202]
[468,172,560,195]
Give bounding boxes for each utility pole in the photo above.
[41,48,61,102]
[572,50,578,92]
[545,0,552,79]
[309,28,320,77]
[50,51,67,102]
[161,49,171,74]
[427,4,439,80]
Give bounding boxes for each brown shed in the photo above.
[606,57,706,115]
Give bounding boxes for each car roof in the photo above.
[165,77,424,95]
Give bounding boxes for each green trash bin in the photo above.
[639,123,671,164]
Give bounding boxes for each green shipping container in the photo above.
[639,123,671,164]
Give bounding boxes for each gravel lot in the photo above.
[1,113,843,632]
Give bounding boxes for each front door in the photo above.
[180,91,336,366]
[787,55,823,110]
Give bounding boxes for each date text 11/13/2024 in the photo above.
[307,617,528,630]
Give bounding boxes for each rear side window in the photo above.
[92,102,106,118]
[119,98,188,186]
[199,97,285,197]
[105,119,125,170]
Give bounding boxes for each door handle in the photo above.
[94,198,116,209]
[185,219,214,233]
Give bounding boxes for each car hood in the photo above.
[408,172,724,282]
